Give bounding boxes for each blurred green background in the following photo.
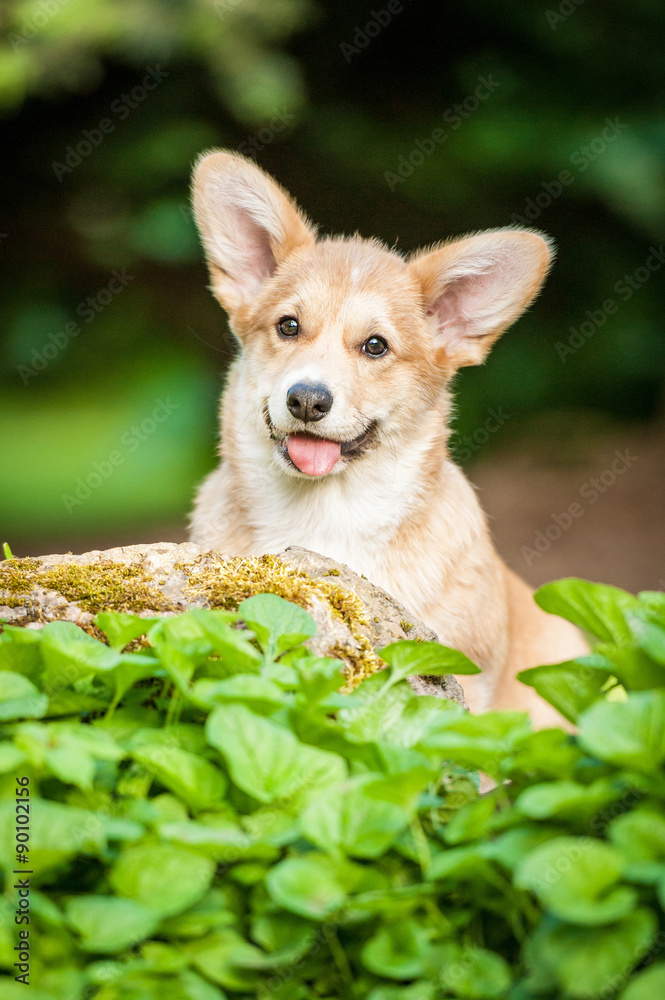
[1,0,664,558]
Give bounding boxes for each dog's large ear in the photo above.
[408,229,553,368]
[192,151,316,314]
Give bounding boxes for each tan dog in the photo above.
[189,150,587,725]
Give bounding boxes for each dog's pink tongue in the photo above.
[287,434,341,476]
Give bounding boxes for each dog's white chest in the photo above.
[248,471,403,579]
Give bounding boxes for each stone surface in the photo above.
[0,541,466,706]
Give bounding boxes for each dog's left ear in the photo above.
[408,229,553,368]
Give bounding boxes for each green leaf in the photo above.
[383,695,465,753]
[47,720,125,759]
[362,922,430,980]
[110,842,215,916]
[44,689,111,716]
[191,675,286,713]
[0,670,47,720]
[187,608,262,673]
[625,608,665,666]
[525,908,657,998]
[159,819,278,864]
[337,679,415,744]
[579,691,665,772]
[182,929,262,991]
[535,579,639,643]
[0,742,26,773]
[619,964,665,1000]
[109,653,160,707]
[140,940,188,972]
[379,640,480,686]
[609,809,665,882]
[368,985,436,1000]
[515,836,636,924]
[238,593,316,659]
[129,737,227,811]
[65,895,160,953]
[147,615,211,689]
[285,651,346,703]
[159,888,237,939]
[206,703,346,804]
[46,744,95,790]
[515,778,619,823]
[637,591,665,618]
[95,611,163,650]
[15,720,123,790]
[595,641,665,690]
[502,726,582,780]
[442,794,495,845]
[436,942,512,998]
[417,711,531,776]
[40,620,122,686]
[427,844,497,884]
[266,852,359,919]
[484,826,565,871]
[179,969,229,1000]
[250,911,316,964]
[517,658,611,722]
[300,772,422,858]
[0,626,43,677]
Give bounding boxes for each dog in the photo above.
[188,150,587,725]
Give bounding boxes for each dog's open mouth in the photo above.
[264,409,377,477]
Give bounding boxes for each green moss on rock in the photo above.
[0,558,177,614]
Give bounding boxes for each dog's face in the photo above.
[192,151,552,479]
[230,238,443,478]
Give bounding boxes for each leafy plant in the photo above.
[1,582,665,999]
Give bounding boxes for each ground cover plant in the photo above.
[1,581,665,999]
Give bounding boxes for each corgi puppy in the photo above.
[189,151,587,725]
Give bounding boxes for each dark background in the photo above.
[1,0,663,590]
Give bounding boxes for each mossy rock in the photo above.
[0,542,465,703]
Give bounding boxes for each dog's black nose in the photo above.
[286,382,333,423]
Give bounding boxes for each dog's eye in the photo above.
[277,316,299,338]
[362,335,389,357]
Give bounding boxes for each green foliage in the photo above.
[2,1,665,547]
[1,581,665,998]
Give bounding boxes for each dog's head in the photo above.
[192,151,552,479]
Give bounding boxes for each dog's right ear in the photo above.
[192,151,316,314]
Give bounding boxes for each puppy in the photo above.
[189,151,587,725]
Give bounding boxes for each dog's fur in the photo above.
[189,151,587,725]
